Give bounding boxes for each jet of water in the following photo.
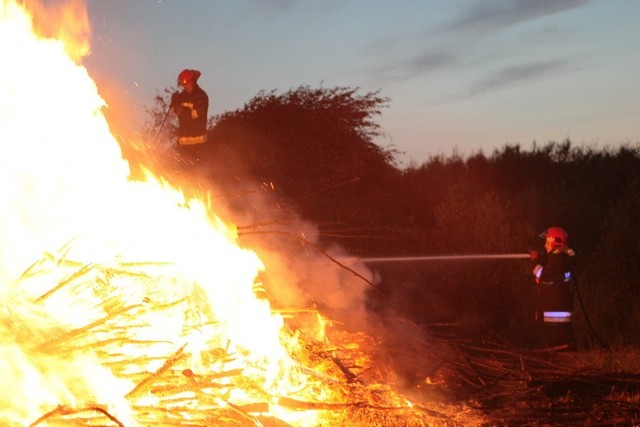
[354,253,530,263]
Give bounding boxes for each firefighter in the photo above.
[170,69,209,166]
[529,227,576,349]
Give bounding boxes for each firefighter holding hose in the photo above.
[529,227,576,349]
[170,69,209,166]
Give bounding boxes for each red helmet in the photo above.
[178,69,201,86]
[539,227,568,249]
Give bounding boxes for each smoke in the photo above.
[136,121,380,333]
[245,222,375,330]
[199,177,378,333]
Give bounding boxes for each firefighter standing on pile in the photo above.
[529,227,576,348]
[171,69,209,166]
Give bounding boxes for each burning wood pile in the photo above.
[8,248,482,427]
[1,2,483,424]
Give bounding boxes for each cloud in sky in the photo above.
[364,0,590,105]
[467,58,570,97]
[443,0,591,34]
[367,48,458,83]
[82,0,638,162]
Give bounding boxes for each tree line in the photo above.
[138,85,640,348]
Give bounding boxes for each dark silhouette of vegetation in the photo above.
[139,85,640,348]
[205,86,401,231]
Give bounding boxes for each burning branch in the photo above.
[30,405,125,427]
[127,344,188,399]
[238,229,378,290]
[36,304,142,353]
[35,263,96,302]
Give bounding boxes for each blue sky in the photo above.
[84,0,640,166]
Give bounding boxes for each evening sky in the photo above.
[84,0,640,165]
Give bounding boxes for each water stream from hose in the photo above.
[355,253,530,263]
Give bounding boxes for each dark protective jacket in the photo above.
[536,250,573,285]
[532,249,574,323]
[172,85,209,145]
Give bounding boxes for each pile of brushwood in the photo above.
[377,318,640,426]
[15,251,484,427]
[18,249,639,427]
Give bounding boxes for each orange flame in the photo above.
[0,1,323,425]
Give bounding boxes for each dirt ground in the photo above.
[374,322,640,426]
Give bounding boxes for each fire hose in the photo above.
[151,105,172,144]
[152,91,180,144]
[351,252,606,349]
[571,275,607,349]
[354,253,530,263]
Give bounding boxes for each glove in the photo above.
[529,249,539,261]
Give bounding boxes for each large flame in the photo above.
[0,1,322,425]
